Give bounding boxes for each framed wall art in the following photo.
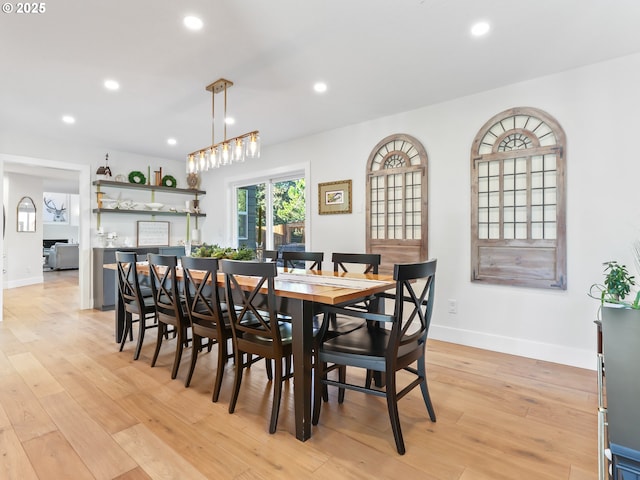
[137,221,170,246]
[43,192,70,224]
[318,179,352,215]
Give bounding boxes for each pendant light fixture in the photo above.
[186,78,260,174]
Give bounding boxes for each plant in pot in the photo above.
[589,260,640,310]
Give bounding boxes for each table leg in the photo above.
[290,299,315,441]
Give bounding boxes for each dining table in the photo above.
[108,261,396,441]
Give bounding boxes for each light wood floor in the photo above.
[1,270,598,479]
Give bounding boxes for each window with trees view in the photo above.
[236,176,306,256]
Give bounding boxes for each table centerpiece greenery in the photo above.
[191,243,255,260]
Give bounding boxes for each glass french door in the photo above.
[236,176,306,256]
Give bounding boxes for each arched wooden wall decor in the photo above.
[470,106,567,289]
[366,133,428,274]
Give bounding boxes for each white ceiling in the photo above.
[1,0,640,167]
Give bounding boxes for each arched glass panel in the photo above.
[471,107,566,289]
[366,133,428,274]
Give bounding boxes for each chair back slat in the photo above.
[221,260,283,345]
[147,254,185,325]
[116,251,147,314]
[282,251,323,270]
[181,256,225,329]
[332,252,381,274]
[390,259,437,353]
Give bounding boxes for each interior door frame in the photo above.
[0,154,91,321]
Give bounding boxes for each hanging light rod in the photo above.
[186,78,260,174]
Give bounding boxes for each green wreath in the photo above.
[161,174,177,188]
[128,170,146,184]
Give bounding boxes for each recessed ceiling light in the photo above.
[167,138,177,146]
[104,79,120,91]
[62,115,75,124]
[183,15,203,31]
[313,82,328,93]
[225,117,235,125]
[471,21,490,37]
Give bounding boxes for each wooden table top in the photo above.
[107,262,395,306]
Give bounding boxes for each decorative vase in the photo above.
[256,244,264,262]
[185,242,191,257]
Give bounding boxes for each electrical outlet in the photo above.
[448,299,457,314]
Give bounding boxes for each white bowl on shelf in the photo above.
[145,202,164,211]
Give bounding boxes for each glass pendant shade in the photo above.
[212,146,221,168]
[233,138,245,163]
[187,154,197,174]
[246,132,260,159]
[220,142,231,166]
[198,151,207,172]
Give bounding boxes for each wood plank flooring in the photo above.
[0,270,598,479]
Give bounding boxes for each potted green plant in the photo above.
[589,260,640,309]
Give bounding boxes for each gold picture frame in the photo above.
[318,179,352,215]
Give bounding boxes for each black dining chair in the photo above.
[319,252,384,401]
[332,252,381,276]
[282,251,323,270]
[263,249,279,262]
[312,259,438,455]
[115,251,157,360]
[221,259,293,434]
[181,256,233,402]
[148,254,190,379]
[329,252,382,332]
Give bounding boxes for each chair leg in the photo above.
[269,356,283,434]
[133,314,147,360]
[312,359,324,425]
[119,313,132,352]
[338,365,346,404]
[171,326,185,379]
[229,350,244,414]
[417,355,436,422]
[150,322,164,367]
[365,369,373,389]
[384,370,405,455]
[265,358,273,380]
[185,334,200,388]
[284,354,292,379]
[212,339,227,403]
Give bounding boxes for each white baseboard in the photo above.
[430,324,595,370]
[4,276,43,289]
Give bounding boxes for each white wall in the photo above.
[197,52,640,369]
[3,173,43,288]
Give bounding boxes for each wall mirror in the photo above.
[17,196,36,232]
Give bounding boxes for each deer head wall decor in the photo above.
[44,197,67,222]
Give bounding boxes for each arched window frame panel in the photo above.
[471,107,566,289]
[366,133,428,274]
